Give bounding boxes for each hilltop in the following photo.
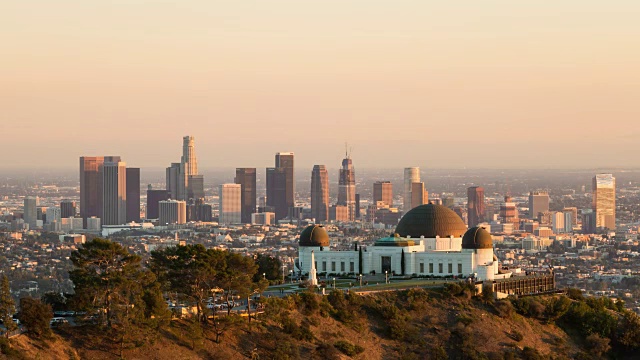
[4,285,640,360]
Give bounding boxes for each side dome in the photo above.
[299,225,330,247]
[395,204,467,238]
[462,227,493,249]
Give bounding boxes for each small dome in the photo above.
[462,227,493,249]
[395,204,467,238]
[299,225,330,247]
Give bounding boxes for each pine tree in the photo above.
[0,275,16,337]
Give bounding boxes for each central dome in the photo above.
[299,225,330,247]
[395,204,467,238]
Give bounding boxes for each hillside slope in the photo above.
[2,287,634,359]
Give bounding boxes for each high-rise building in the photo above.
[373,181,393,207]
[146,186,170,219]
[499,196,520,230]
[562,207,578,227]
[46,207,61,225]
[252,212,275,225]
[552,212,565,234]
[166,136,202,202]
[23,196,38,229]
[159,200,186,225]
[593,174,616,230]
[60,200,76,218]
[528,191,549,220]
[80,156,121,225]
[410,182,427,209]
[165,162,182,200]
[187,175,205,204]
[126,168,140,222]
[329,205,349,222]
[266,152,294,221]
[235,168,257,224]
[310,165,329,222]
[403,167,420,211]
[102,161,127,225]
[338,154,356,221]
[219,184,242,224]
[467,186,485,227]
[355,193,361,219]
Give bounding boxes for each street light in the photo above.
[333,278,336,289]
[289,270,293,284]
[359,274,363,287]
[263,273,266,280]
[385,270,388,284]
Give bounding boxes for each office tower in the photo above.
[562,207,578,227]
[60,200,76,218]
[159,200,186,225]
[23,196,38,229]
[528,191,549,219]
[266,152,294,221]
[46,207,61,224]
[592,174,616,230]
[403,167,420,211]
[219,184,242,224]
[500,196,520,230]
[310,165,329,222]
[80,156,121,225]
[467,186,485,227]
[147,186,170,219]
[563,210,574,233]
[126,168,140,222]
[187,175,205,204]
[235,168,257,224]
[102,161,127,226]
[166,162,181,200]
[410,182,427,209]
[582,210,596,234]
[355,193,361,219]
[338,153,356,221]
[552,212,565,234]
[373,181,393,207]
[166,136,202,202]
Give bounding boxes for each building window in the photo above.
[438,263,443,273]
[341,262,345,272]
[429,263,433,273]
[458,264,462,274]
[350,262,354,272]
[331,262,336,272]
[448,263,452,274]
[420,263,424,273]
[322,261,326,272]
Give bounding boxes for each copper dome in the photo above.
[299,225,330,247]
[395,204,467,238]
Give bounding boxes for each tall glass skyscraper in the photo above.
[467,186,485,227]
[311,165,329,222]
[235,168,257,224]
[593,173,616,230]
[266,152,294,221]
[338,155,356,221]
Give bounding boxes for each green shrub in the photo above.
[334,340,364,357]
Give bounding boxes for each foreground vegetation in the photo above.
[2,239,640,359]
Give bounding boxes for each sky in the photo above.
[2,1,640,170]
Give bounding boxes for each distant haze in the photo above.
[2,1,639,169]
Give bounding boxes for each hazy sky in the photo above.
[2,1,639,170]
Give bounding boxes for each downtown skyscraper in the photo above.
[266,152,294,221]
[467,186,485,227]
[593,173,616,230]
[528,191,549,220]
[166,136,204,203]
[102,160,127,226]
[338,152,356,221]
[373,181,393,207]
[403,167,420,211]
[80,155,121,226]
[311,165,329,222]
[235,168,257,224]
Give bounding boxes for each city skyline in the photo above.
[3,2,640,170]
